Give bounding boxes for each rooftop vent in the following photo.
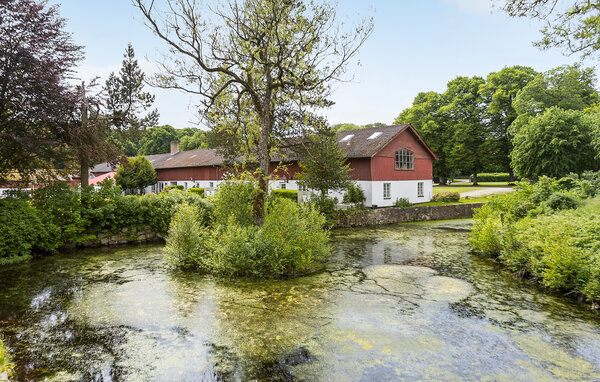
[340,134,354,142]
[368,132,382,140]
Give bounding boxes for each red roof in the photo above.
[90,171,116,185]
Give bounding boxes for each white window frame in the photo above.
[383,183,391,199]
[395,149,414,170]
[417,182,424,197]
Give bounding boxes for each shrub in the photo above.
[164,182,330,278]
[343,183,366,206]
[311,194,338,226]
[394,198,412,208]
[543,191,581,211]
[165,185,184,191]
[470,173,600,304]
[0,198,57,265]
[0,338,14,381]
[472,173,519,182]
[270,189,298,203]
[164,203,211,271]
[213,179,256,227]
[432,192,460,203]
[188,187,205,197]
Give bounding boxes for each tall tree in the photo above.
[480,66,538,181]
[395,91,453,184]
[104,43,159,143]
[137,125,179,155]
[114,155,158,194]
[296,124,350,197]
[442,76,489,186]
[511,107,597,178]
[0,0,82,184]
[502,0,600,59]
[134,0,372,225]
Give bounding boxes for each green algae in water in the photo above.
[0,220,599,380]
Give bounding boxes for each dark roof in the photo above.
[146,149,224,169]
[336,124,409,158]
[90,162,117,174]
[92,124,436,171]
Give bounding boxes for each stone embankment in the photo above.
[334,203,485,228]
[71,226,163,249]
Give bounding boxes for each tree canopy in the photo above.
[0,0,82,183]
[134,0,372,224]
[114,156,158,194]
[511,107,597,178]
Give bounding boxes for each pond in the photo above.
[1,220,599,381]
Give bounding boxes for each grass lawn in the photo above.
[416,196,490,206]
[437,182,514,187]
[433,186,479,194]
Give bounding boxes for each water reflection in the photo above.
[0,220,599,380]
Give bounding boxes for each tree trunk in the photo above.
[80,84,90,189]
[508,168,515,183]
[253,110,271,226]
[438,176,446,186]
[80,155,89,189]
[472,170,478,186]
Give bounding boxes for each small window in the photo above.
[280,182,286,190]
[209,182,214,188]
[395,149,414,170]
[340,134,354,142]
[383,183,391,199]
[417,182,424,197]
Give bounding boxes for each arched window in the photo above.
[395,149,414,170]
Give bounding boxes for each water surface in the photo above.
[1,220,599,381]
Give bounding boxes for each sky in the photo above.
[49,0,586,129]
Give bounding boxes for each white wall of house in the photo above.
[150,178,433,207]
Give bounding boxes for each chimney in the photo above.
[170,140,179,154]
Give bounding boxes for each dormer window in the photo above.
[395,149,414,170]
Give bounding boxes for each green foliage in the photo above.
[115,156,158,194]
[473,173,517,182]
[270,189,298,203]
[165,185,184,191]
[0,198,55,265]
[343,183,366,206]
[311,194,338,226]
[213,178,256,227]
[188,187,205,197]
[511,107,597,179]
[180,130,208,151]
[0,181,213,264]
[32,183,89,245]
[394,197,412,208]
[137,125,179,155]
[165,185,330,278]
[297,126,350,196]
[164,204,210,271]
[0,338,14,381]
[470,172,600,303]
[432,192,460,203]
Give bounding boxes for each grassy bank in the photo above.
[470,173,600,306]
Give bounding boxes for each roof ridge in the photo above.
[336,124,407,135]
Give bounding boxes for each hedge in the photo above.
[432,192,460,202]
[270,189,298,202]
[165,185,184,191]
[188,187,205,197]
[472,173,519,182]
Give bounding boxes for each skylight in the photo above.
[368,132,382,140]
[190,154,197,158]
[340,134,354,142]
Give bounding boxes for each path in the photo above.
[459,187,514,198]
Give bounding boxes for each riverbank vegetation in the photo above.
[0,338,14,380]
[470,172,600,304]
[165,178,329,278]
[0,182,211,265]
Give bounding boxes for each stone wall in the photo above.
[77,226,163,248]
[334,203,485,228]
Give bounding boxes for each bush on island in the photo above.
[164,176,330,278]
